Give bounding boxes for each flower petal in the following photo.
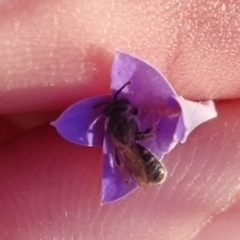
[111,52,177,107]
[102,134,137,204]
[138,97,217,159]
[51,96,111,146]
[173,97,218,143]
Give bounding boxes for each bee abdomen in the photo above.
[137,144,166,184]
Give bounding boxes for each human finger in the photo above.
[0,0,239,114]
[0,99,239,239]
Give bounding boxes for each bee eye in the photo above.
[132,108,139,115]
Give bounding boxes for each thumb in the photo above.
[0,100,239,240]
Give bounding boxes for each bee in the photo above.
[114,139,167,185]
[100,81,167,185]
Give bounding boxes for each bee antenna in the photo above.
[114,81,131,100]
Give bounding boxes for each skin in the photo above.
[0,0,240,239]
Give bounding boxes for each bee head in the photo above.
[103,99,131,116]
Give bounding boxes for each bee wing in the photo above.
[114,148,134,185]
[113,138,148,186]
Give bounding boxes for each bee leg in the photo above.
[93,102,109,108]
[136,127,154,140]
[115,150,121,166]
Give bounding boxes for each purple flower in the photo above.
[51,52,217,204]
